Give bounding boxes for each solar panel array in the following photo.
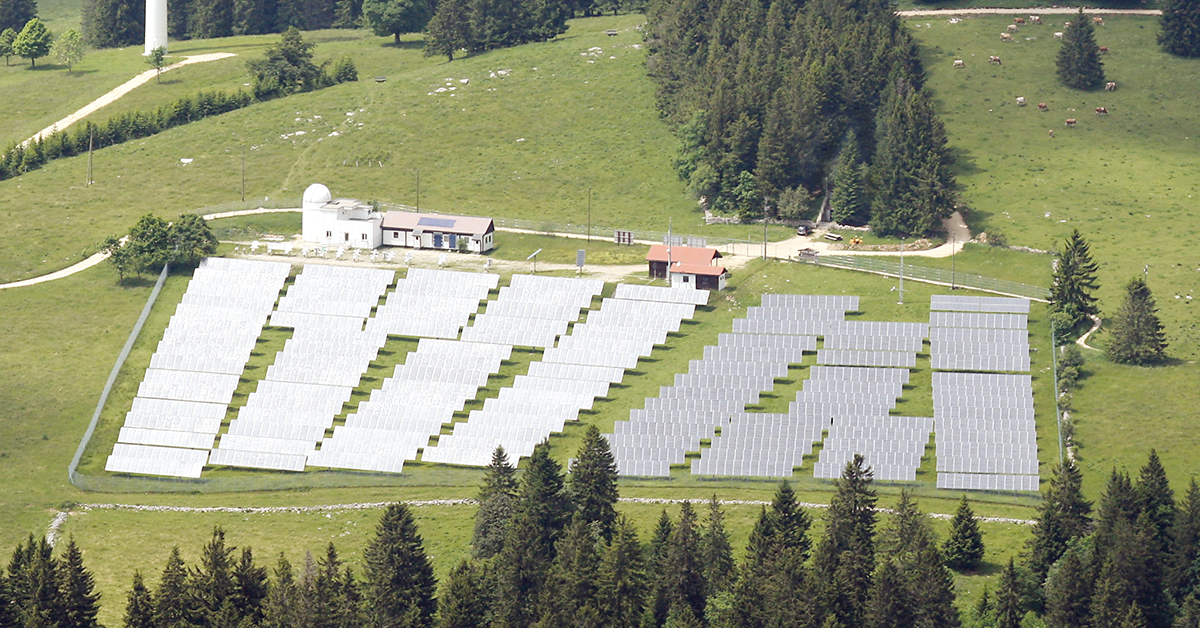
[460,274,602,347]
[930,294,1038,491]
[613,283,710,306]
[106,258,291,478]
[609,296,857,477]
[315,339,511,472]
[364,268,497,339]
[211,264,395,472]
[427,288,698,466]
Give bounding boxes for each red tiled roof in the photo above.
[646,245,722,265]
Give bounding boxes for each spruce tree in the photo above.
[733,481,814,628]
[154,547,190,628]
[700,496,735,597]
[1056,8,1106,90]
[829,130,870,226]
[191,528,237,628]
[1028,461,1094,584]
[597,517,645,628]
[1050,229,1102,334]
[1108,276,1169,365]
[59,537,100,628]
[496,441,572,628]
[1090,516,1169,628]
[363,503,437,628]
[473,446,518,559]
[423,0,472,61]
[944,495,985,571]
[641,510,673,628]
[1160,0,1200,57]
[437,561,486,628]
[537,516,603,628]
[0,573,17,628]
[1043,537,1094,628]
[994,558,1023,628]
[231,549,267,625]
[311,543,345,628]
[81,0,143,48]
[865,559,912,628]
[878,492,961,628]
[1095,468,1141,554]
[664,502,706,623]
[261,554,300,628]
[567,425,620,541]
[1137,450,1177,559]
[815,455,878,627]
[1171,479,1200,600]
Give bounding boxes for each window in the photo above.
[326,231,332,238]
[393,232,399,239]
[344,233,349,241]
[361,233,367,240]
[683,276,690,283]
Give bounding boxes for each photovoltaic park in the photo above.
[102,258,1040,492]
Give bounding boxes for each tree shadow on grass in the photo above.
[381,40,426,51]
[117,276,158,288]
[948,145,981,178]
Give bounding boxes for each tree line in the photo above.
[102,213,219,282]
[982,452,1200,628]
[644,0,955,235]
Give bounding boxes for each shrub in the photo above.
[333,55,357,83]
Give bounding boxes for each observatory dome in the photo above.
[302,183,333,209]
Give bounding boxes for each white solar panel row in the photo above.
[137,369,242,404]
[674,374,776,390]
[543,346,640,370]
[613,283,710,305]
[929,327,1028,344]
[931,294,1031,314]
[817,350,916,368]
[691,412,824,478]
[933,372,1033,390]
[485,298,585,321]
[760,294,859,310]
[118,427,216,450]
[217,433,315,456]
[937,456,1039,474]
[596,298,696,321]
[225,420,327,441]
[931,354,1031,373]
[688,360,788,378]
[268,311,366,330]
[746,306,849,321]
[403,267,497,299]
[823,335,925,352]
[929,311,1029,330]
[717,333,815,349]
[582,310,687,333]
[460,316,568,348]
[621,412,728,431]
[704,346,810,363]
[121,398,226,434]
[526,361,625,383]
[811,366,911,384]
[937,472,1039,492]
[826,321,929,339]
[568,324,668,345]
[732,319,840,335]
[208,448,307,472]
[105,443,209,478]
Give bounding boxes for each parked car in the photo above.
[796,225,811,236]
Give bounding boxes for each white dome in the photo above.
[303,183,332,209]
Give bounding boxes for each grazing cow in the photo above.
[1105,81,1118,91]
[1017,96,1028,106]
[1093,16,1105,25]
[1099,46,1110,53]
[989,55,1002,64]
[1007,24,1020,32]
[1054,32,1064,39]
[1038,102,1049,111]
[1001,32,1014,42]
[1064,21,1072,28]
[1030,15,1043,24]
[1015,17,1026,24]
[953,59,966,68]
[1095,106,1108,116]
[1048,129,1055,138]
[1066,118,1077,127]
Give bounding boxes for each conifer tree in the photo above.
[664,502,706,623]
[80,0,143,48]
[231,549,266,625]
[994,558,1023,628]
[59,537,100,628]
[815,455,877,628]
[1094,468,1140,556]
[1043,537,1094,628]
[1108,276,1169,365]
[154,547,191,628]
[496,441,572,628]
[1050,229,1102,334]
[641,511,673,628]
[1090,516,1169,628]
[261,554,300,628]
[1171,479,1200,600]
[363,503,437,628]
[944,496,985,571]
[423,0,472,61]
[0,573,17,628]
[7,535,39,619]
[865,559,912,628]
[437,561,486,628]
[878,492,960,628]
[538,515,603,628]
[1028,461,1094,584]
[473,446,518,559]
[10,536,61,628]
[829,130,870,226]
[191,528,237,628]
[597,517,645,628]
[733,481,813,628]
[311,544,345,628]
[0,0,36,34]
[1159,0,1200,57]
[124,573,156,628]
[700,496,735,597]
[568,425,620,541]
[1056,8,1105,90]
[1137,450,1177,559]
[337,566,366,628]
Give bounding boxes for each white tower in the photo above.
[145,0,168,55]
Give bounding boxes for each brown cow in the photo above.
[989,55,1002,65]
[953,59,966,68]
[1001,32,1014,42]
[1030,15,1043,24]
[1048,129,1055,138]
[1066,118,1077,127]
[1093,16,1105,25]
[1095,107,1108,116]
[1038,102,1049,112]
[1017,97,1028,106]
[1105,81,1117,91]
[1099,46,1110,53]
[1007,24,1020,32]
[1015,17,1026,24]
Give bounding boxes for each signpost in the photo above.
[576,249,586,274]
[528,248,542,273]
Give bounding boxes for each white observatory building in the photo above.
[301,183,384,249]
[145,0,168,55]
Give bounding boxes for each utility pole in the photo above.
[416,169,421,211]
[587,187,592,242]
[666,218,673,286]
[763,221,767,260]
[241,145,246,202]
[898,239,905,305]
[86,128,94,186]
[951,234,956,290]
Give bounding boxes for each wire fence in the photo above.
[804,255,1050,301]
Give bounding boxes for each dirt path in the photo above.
[898,7,1161,16]
[1077,313,1103,350]
[23,52,238,148]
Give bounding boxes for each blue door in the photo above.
[433,233,443,248]
[449,234,457,249]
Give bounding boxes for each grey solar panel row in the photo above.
[117,427,216,450]
[810,366,911,384]
[660,386,761,403]
[937,472,1039,492]
[208,448,307,472]
[121,399,226,434]
[760,294,859,311]
[137,369,242,404]
[105,443,209,478]
[674,373,776,390]
[929,311,1029,330]
[929,327,1028,344]
[613,283,710,306]
[930,354,1031,373]
[825,321,930,339]
[817,350,917,368]
[485,298,587,321]
[460,315,570,348]
[717,333,815,349]
[274,264,394,320]
[732,318,841,335]
[823,335,925,352]
[704,345,810,363]
[687,360,788,378]
[937,456,1038,474]
[931,294,1031,314]
[526,362,625,383]
[746,306,850,321]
